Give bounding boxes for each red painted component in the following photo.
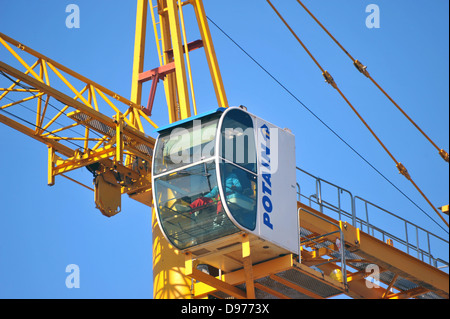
[139,62,176,116]
[139,62,176,84]
[165,39,204,60]
[139,39,203,116]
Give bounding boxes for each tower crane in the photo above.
[0,0,448,299]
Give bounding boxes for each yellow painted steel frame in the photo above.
[3,2,447,300]
[298,203,449,299]
[0,33,157,199]
[180,202,448,299]
[187,254,296,299]
[129,0,230,299]
[136,0,229,123]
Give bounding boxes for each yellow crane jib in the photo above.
[0,32,156,217]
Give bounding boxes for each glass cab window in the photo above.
[219,109,258,230]
[154,161,239,250]
[153,108,259,251]
[154,113,221,176]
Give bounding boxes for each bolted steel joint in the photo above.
[397,163,411,180]
[439,149,449,162]
[322,70,337,90]
[353,60,369,77]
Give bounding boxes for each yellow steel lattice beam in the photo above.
[0,32,157,199]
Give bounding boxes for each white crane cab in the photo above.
[152,107,299,271]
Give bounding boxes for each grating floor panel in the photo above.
[277,269,342,298]
[68,111,154,158]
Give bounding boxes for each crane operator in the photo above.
[190,166,243,214]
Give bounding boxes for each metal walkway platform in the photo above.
[185,169,449,299]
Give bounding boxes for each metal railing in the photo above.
[296,167,449,271]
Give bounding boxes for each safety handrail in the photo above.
[297,167,449,270]
[354,196,449,268]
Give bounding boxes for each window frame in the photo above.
[153,112,222,177]
[215,108,259,232]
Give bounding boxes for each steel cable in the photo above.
[295,0,449,163]
[267,0,449,228]
[206,15,448,233]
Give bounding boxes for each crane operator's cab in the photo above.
[152,107,299,271]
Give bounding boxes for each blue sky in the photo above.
[0,0,448,298]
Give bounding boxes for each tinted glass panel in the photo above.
[154,114,221,175]
[154,161,239,250]
[220,109,257,173]
[220,161,257,231]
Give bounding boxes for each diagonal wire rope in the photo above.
[266,0,448,228]
[206,15,449,234]
[295,0,449,163]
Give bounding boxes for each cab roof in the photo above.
[155,108,226,134]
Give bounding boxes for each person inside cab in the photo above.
[189,164,242,215]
